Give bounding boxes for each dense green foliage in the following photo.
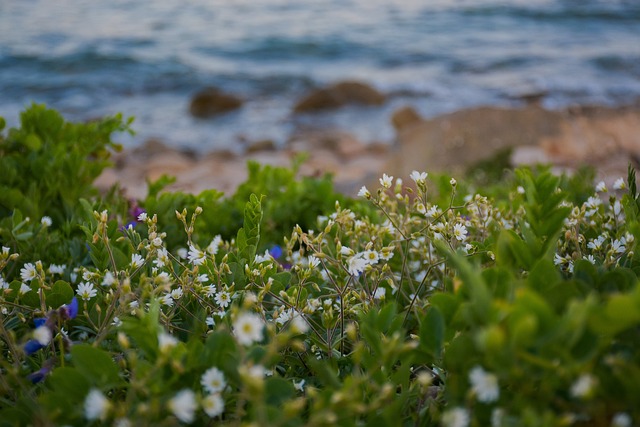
[1,106,639,427]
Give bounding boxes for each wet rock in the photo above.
[246,139,276,153]
[293,81,385,113]
[391,106,422,132]
[189,88,243,118]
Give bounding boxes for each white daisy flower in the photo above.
[346,255,367,276]
[379,173,393,189]
[570,373,596,399]
[357,186,371,199]
[20,263,37,282]
[469,365,500,403]
[168,389,197,424]
[158,331,178,353]
[215,291,231,308]
[137,212,148,222]
[595,181,607,193]
[410,170,428,185]
[40,216,52,227]
[201,367,226,394]
[233,312,264,346]
[362,250,379,265]
[130,254,144,269]
[84,388,110,421]
[77,282,97,301]
[613,177,626,190]
[202,393,225,418]
[207,235,222,255]
[19,282,31,295]
[102,271,116,287]
[441,407,469,427]
[187,245,207,266]
[452,223,468,241]
[293,379,305,392]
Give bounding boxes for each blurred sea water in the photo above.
[0,0,639,151]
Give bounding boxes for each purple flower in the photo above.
[34,318,47,328]
[60,297,78,320]
[24,339,46,356]
[26,361,54,383]
[269,245,283,260]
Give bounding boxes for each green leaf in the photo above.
[45,280,74,309]
[46,366,91,402]
[420,306,445,358]
[236,194,264,267]
[435,241,491,324]
[265,377,296,407]
[70,344,121,388]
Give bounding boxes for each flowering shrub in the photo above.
[1,108,640,426]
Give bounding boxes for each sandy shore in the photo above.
[96,103,640,200]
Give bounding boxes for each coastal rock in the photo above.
[246,139,276,153]
[386,106,563,176]
[391,106,422,132]
[288,130,368,160]
[293,81,385,113]
[189,88,242,118]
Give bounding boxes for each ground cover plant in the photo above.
[1,106,639,426]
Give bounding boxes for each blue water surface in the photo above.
[0,0,639,151]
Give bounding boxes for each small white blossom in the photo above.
[0,276,8,290]
[373,287,386,300]
[202,393,225,418]
[612,238,626,254]
[19,282,31,295]
[137,212,148,222]
[611,412,632,427]
[293,379,305,392]
[201,367,226,394]
[168,389,197,424]
[450,177,457,186]
[613,178,626,190]
[346,254,367,276]
[469,365,500,403]
[158,331,178,353]
[426,206,439,218]
[33,325,52,346]
[442,407,469,427]
[170,287,183,300]
[102,271,116,287]
[206,316,215,327]
[187,245,207,266]
[588,235,606,251]
[362,250,379,265]
[20,263,37,282]
[380,173,393,189]
[307,255,320,269]
[290,312,309,334]
[160,294,174,307]
[570,373,596,399]
[215,291,231,308]
[84,388,110,421]
[517,185,525,194]
[595,181,607,193]
[77,282,97,301]
[207,235,222,255]
[584,254,596,264]
[203,284,217,298]
[177,247,188,259]
[233,312,264,346]
[130,254,144,269]
[452,223,468,241]
[40,216,52,227]
[48,264,66,275]
[410,170,428,185]
[254,250,271,263]
[357,186,371,199]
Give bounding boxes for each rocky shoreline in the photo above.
[96,101,640,200]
